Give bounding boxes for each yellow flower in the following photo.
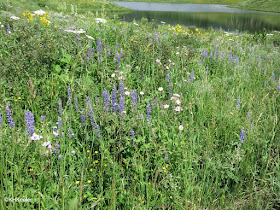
[166,165,168,168]
[29,168,33,172]
[95,160,99,164]
[87,150,90,153]
[45,12,49,16]
[87,180,92,183]
[95,151,98,154]
[55,24,58,27]
[104,164,107,167]
[18,97,21,99]
[76,181,80,184]
[170,196,173,199]
[90,168,93,172]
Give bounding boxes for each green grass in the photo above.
[0,1,280,209]
[234,0,280,13]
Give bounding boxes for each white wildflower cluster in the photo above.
[94,18,107,24]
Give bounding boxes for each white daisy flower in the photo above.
[140,91,144,95]
[94,18,107,24]
[179,125,184,130]
[163,104,169,109]
[158,87,163,91]
[34,9,46,16]
[174,106,183,112]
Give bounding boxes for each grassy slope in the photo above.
[234,0,280,13]
[111,0,280,13]
[0,0,130,15]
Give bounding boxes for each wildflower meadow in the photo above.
[0,1,280,209]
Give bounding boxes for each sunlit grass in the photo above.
[0,2,279,209]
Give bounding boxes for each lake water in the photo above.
[114,2,280,32]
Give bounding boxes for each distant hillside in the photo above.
[235,0,280,13]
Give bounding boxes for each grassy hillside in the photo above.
[235,0,280,13]
[0,0,280,209]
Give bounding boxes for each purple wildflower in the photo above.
[190,70,195,83]
[272,72,276,83]
[240,129,245,144]
[58,99,62,116]
[75,96,79,112]
[111,85,118,112]
[41,115,46,123]
[25,110,35,136]
[119,82,125,97]
[67,85,71,105]
[138,113,143,119]
[58,155,63,159]
[131,89,137,111]
[7,24,11,34]
[169,84,172,98]
[237,97,241,109]
[146,103,152,123]
[57,117,62,131]
[97,38,102,54]
[164,151,168,161]
[107,49,111,57]
[201,49,209,57]
[130,129,135,147]
[67,128,74,138]
[116,43,119,51]
[166,74,170,83]
[5,102,15,128]
[206,66,209,73]
[88,110,101,139]
[117,54,121,69]
[119,96,125,115]
[0,113,2,128]
[102,89,110,112]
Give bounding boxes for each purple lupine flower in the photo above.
[74,96,79,112]
[0,113,2,128]
[206,66,209,73]
[138,113,143,120]
[278,85,280,91]
[199,59,202,66]
[166,74,170,83]
[102,89,110,112]
[67,85,71,105]
[119,50,123,58]
[54,142,60,153]
[67,128,74,138]
[88,40,91,47]
[57,117,62,131]
[58,155,63,159]
[111,85,118,112]
[88,109,101,139]
[130,129,135,147]
[41,115,46,122]
[164,151,168,161]
[146,102,152,123]
[272,72,276,83]
[5,102,15,128]
[169,84,172,98]
[25,110,35,136]
[247,112,251,122]
[81,108,86,127]
[237,97,241,109]
[86,48,91,62]
[116,43,119,51]
[58,99,62,116]
[119,82,125,97]
[131,89,137,111]
[97,38,102,54]
[119,96,125,115]
[107,49,111,57]
[190,70,195,83]
[240,129,245,144]
[117,54,121,69]
[86,97,92,109]
[7,24,11,34]
[201,49,209,57]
